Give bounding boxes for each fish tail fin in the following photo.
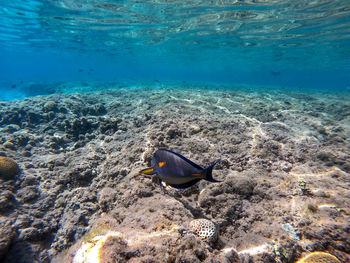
[203,160,220,182]
[139,167,155,175]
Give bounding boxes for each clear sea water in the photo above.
[0,0,350,100]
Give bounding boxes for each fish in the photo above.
[139,149,220,189]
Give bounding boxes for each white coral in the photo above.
[190,219,218,242]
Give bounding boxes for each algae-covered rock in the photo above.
[0,190,16,212]
[0,156,19,180]
[0,227,16,260]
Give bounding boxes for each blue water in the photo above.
[1,0,350,100]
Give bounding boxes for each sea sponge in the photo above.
[190,219,218,242]
[297,251,341,263]
[0,156,19,180]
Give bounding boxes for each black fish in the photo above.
[140,149,220,189]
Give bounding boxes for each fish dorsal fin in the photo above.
[159,149,203,170]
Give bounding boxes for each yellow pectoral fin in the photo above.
[139,167,154,175]
[158,162,166,167]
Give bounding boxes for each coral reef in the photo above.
[0,84,349,262]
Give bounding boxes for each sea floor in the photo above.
[0,83,349,263]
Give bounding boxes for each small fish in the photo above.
[140,149,220,189]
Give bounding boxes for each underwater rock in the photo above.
[99,118,119,135]
[16,135,30,147]
[20,174,39,187]
[69,118,93,139]
[16,186,40,203]
[0,227,16,260]
[0,190,16,213]
[166,126,182,139]
[0,156,19,180]
[14,215,33,229]
[281,161,293,172]
[43,101,58,112]
[3,141,16,150]
[19,227,42,242]
[98,187,117,212]
[312,189,329,198]
[90,103,107,116]
[1,124,20,133]
[176,234,207,262]
[190,219,218,243]
[189,124,201,134]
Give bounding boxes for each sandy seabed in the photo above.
[0,84,349,263]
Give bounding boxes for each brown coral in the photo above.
[0,156,19,180]
[297,251,341,263]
